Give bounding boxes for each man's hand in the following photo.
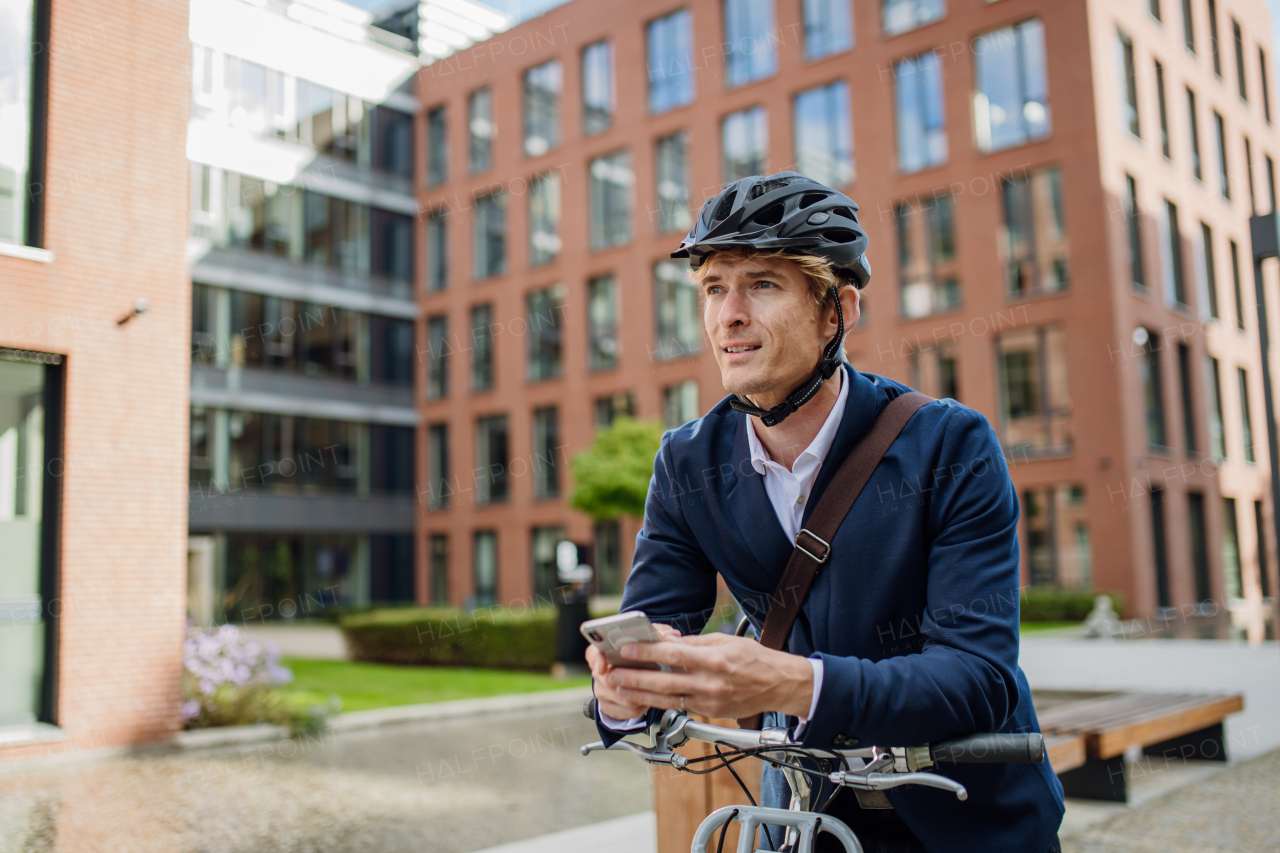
[587,623,683,721]
[604,631,814,721]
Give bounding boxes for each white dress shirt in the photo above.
[599,371,846,733]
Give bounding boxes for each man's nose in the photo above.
[718,288,751,327]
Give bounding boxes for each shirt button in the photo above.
[796,495,806,505]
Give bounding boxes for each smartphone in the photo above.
[580,611,681,672]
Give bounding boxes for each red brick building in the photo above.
[415,0,1280,635]
[1,0,192,756]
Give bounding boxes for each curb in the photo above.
[173,686,593,750]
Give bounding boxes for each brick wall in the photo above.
[0,0,192,760]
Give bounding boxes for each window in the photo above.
[373,208,414,283]
[1021,485,1092,589]
[588,274,618,371]
[895,52,946,173]
[1207,356,1226,458]
[524,62,562,158]
[1119,31,1140,137]
[595,392,635,428]
[1182,0,1195,53]
[470,303,494,391]
[468,88,494,173]
[724,0,777,87]
[1164,199,1187,307]
[1156,61,1170,157]
[191,283,216,365]
[1224,497,1243,599]
[225,413,359,493]
[1,0,40,244]
[909,344,959,400]
[648,10,695,114]
[527,283,565,382]
[1138,329,1167,449]
[722,106,768,183]
[1239,367,1256,463]
[594,520,623,595]
[427,314,449,399]
[1215,112,1230,199]
[475,415,509,504]
[656,131,692,233]
[473,191,506,279]
[371,315,414,386]
[1201,222,1219,319]
[1255,501,1272,597]
[374,107,415,178]
[974,20,1050,152]
[1178,342,1197,454]
[1150,487,1171,608]
[1187,88,1202,180]
[803,0,853,59]
[1246,136,1256,213]
[663,380,700,428]
[426,209,447,291]
[590,151,633,250]
[995,325,1072,455]
[795,81,853,186]
[1261,48,1273,123]
[430,534,449,605]
[1209,0,1221,76]
[473,530,497,606]
[427,423,449,510]
[426,105,447,187]
[1001,167,1069,296]
[529,171,561,266]
[897,193,959,318]
[582,40,615,136]
[1187,492,1211,602]
[533,406,560,498]
[1231,239,1245,330]
[1126,175,1145,288]
[531,526,567,601]
[654,260,701,360]
[883,0,944,37]
[1233,18,1247,101]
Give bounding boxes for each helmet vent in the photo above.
[831,206,856,220]
[752,203,785,227]
[822,228,858,244]
[712,191,736,223]
[798,192,828,209]
[748,177,792,200]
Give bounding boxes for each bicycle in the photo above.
[580,697,1046,853]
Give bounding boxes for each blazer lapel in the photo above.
[801,365,886,527]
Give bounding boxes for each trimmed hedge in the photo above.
[1020,588,1124,622]
[340,607,560,669]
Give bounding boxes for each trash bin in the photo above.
[553,540,592,677]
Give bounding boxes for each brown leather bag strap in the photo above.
[737,391,932,730]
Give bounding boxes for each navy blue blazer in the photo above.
[595,365,1064,852]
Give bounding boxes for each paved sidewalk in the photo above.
[239,623,348,660]
[465,812,655,853]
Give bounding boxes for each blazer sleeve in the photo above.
[798,406,1024,750]
[593,431,721,747]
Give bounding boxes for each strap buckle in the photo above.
[794,528,830,564]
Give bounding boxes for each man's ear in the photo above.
[826,284,859,337]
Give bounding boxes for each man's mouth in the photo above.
[723,345,761,353]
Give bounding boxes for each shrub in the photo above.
[1020,588,1125,622]
[340,607,560,669]
[182,624,339,736]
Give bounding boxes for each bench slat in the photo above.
[1092,695,1243,759]
[1043,733,1086,774]
[1037,692,1244,760]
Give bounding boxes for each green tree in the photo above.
[569,417,665,520]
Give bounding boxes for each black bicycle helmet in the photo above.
[671,171,871,288]
[672,172,870,428]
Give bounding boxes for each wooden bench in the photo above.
[1036,691,1245,801]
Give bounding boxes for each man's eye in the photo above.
[755,280,777,288]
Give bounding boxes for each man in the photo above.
[588,172,1064,852]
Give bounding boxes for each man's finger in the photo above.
[609,666,698,696]
[621,640,707,668]
[615,686,684,711]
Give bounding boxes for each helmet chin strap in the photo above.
[729,286,845,428]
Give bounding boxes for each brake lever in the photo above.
[829,770,968,801]
[579,739,688,768]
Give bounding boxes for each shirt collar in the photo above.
[745,367,848,475]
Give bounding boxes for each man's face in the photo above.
[700,254,851,401]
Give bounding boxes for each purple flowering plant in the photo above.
[182,623,337,734]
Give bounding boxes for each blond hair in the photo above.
[688,248,848,306]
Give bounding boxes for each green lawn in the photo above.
[280,657,591,713]
[1019,621,1083,633]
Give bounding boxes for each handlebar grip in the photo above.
[583,697,598,721]
[930,733,1045,764]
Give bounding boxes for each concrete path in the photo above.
[239,622,348,660]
